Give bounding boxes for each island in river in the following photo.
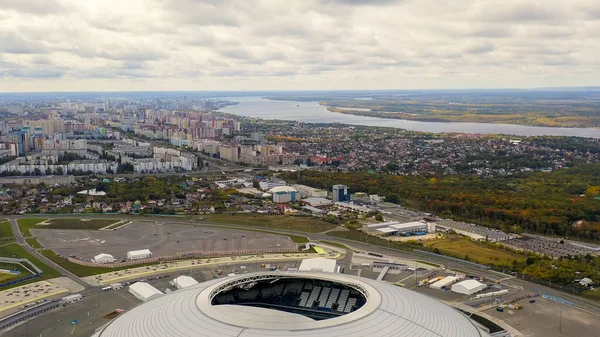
[264,88,600,128]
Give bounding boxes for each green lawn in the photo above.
[424,237,526,265]
[39,250,168,278]
[581,289,600,302]
[319,240,351,250]
[39,250,117,277]
[26,238,43,249]
[17,218,46,237]
[0,219,13,238]
[416,260,441,267]
[288,235,310,243]
[0,262,33,283]
[327,230,414,251]
[44,219,119,230]
[0,243,60,281]
[202,214,336,233]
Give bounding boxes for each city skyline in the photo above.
[0,0,599,92]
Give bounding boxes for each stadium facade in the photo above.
[92,271,491,337]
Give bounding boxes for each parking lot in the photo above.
[502,236,591,258]
[2,261,304,337]
[32,222,296,260]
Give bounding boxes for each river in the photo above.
[220,96,600,138]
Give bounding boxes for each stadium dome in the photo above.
[91,271,490,337]
[268,186,298,193]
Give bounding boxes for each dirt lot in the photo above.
[32,222,297,261]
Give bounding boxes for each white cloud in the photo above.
[0,0,598,91]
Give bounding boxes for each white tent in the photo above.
[451,279,487,295]
[127,249,152,260]
[170,275,199,289]
[430,276,459,290]
[129,282,163,302]
[298,257,337,273]
[93,253,116,264]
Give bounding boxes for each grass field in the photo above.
[0,262,33,283]
[26,238,43,249]
[416,260,441,267]
[0,243,60,283]
[327,230,413,251]
[581,290,600,302]
[39,250,117,277]
[17,218,46,237]
[44,219,119,230]
[202,214,336,233]
[288,235,310,243]
[319,240,352,250]
[424,237,526,265]
[0,219,13,238]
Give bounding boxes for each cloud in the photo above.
[0,0,598,91]
[464,42,496,54]
[0,0,69,15]
[0,33,48,54]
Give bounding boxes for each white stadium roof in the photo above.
[269,186,298,193]
[298,257,337,273]
[92,271,490,337]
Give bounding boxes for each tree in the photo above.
[375,212,383,221]
[54,167,64,175]
[45,168,52,175]
[33,168,42,176]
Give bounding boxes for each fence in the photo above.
[0,273,42,289]
[67,247,299,268]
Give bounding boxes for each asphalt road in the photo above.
[9,219,90,290]
[5,215,600,314]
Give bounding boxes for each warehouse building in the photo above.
[129,282,163,302]
[291,184,328,198]
[127,249,152,260]
[430,276,460,290]
[301,197,332,207]
[93,253,116,264]
[170,275,199,290]
[364,221,429,236]
[269,186,298,203]
[451,279,487,295]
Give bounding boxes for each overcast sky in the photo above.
[0,0,598,92]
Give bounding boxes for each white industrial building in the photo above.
[170,275,199,289]
[451,279,487,295]
[430,276,460,290]
[129,282,164,302]
[301,197,332,207]
[93,253,116,264]
[291,184,328,198]
[364,221,429,236]
[127,249,153,260]
[298,257,338,273]
[269,186,298,203]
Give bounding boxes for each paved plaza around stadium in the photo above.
[32,222,296,260]
[485,297,600,337]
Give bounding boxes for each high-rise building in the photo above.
[332,184,350,202]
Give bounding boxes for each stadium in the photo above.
[91,271,491,337]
